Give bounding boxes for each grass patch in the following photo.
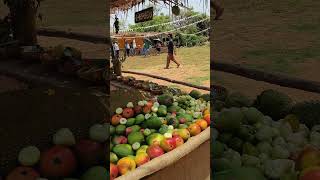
[243,47,320,73]
[186,76,209,86]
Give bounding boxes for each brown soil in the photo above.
[0,76,28,93]
[213,71,320,102]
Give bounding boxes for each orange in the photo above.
[203,109,210,115]
[111,114,122,125]
[188,124,201,136]
[196,119,208,130]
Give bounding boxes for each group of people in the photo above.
[112,33,180,69]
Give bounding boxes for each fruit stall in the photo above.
[211,61,320,179]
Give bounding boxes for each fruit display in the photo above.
[3,123,108,179]
[110,91,210,179]
[212,89,320,180]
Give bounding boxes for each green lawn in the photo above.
[215,0,320,76]
[123,44,210,87]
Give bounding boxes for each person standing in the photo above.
[113,41,120,59]
[125,40,130,57]
[156,41,161,55]
[114,16,120,34]
[143,41,150,57]
[132,39,137,55]
[165,34,180,69]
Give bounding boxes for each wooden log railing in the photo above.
[212,61,320,94]
[122,70,210,91]
[37,28,108,44]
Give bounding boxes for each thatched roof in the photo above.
[111,0,145,13]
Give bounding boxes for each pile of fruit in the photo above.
[1,123,108,179]
[110,90,210,179]
[212,89,320,180]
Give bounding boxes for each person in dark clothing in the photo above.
[165,34,180,69]
[125,40,130,57]
[213,1,224,20]
[156,41,161,55]
[114,16,120,34]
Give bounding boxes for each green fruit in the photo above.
[159,125,169,134]
[176,113,193,122]
[18,146,40,166]
[116,124,126,135]
[110,125,115,135]
[178,124,188,129]
[167,118,179,128]
[215,108,243,132]
[112,144,134,158]
[143,128,152,136]
[110,152,118,164]
[254,89,292,120]
[145,116,162,129]
[218,133,233,144]
[242,142,259,157]
[157,94,174,106]
[126,118,136,126]
[213,167,266,180]
[53,128,76,146]
[129,125,141,133]
[135,114,145,124]
[89,124,108,142]
[225,92,252,108]
[200,93,210,102]
[128,132,144,145]
[157,106,167,117]
[228,137,243,152]
[211,141,225,158]
[150,129,157,133]
[189,90,202,99]
[291,101,320,129]
[243,107,263,125]
[212,158,232,172]
[146,133,164,145]
[167,105,181,113]
[81,166,107,180]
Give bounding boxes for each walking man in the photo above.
[165,34,180,69]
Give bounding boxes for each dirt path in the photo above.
[214,0,320,81]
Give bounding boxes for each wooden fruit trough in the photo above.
[111,83,211,180]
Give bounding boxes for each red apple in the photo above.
[172,135,184,147]
[112,136,127,145]
[74,139,105,168]
[179,118,186,124]
[6,167,39,180]
[147,145,164,159]
[122,108,134,118]
[110,163,119,180]
[126,127,133,136]
[40,145,77,177]
[146,101,153,108]
[300,166,320,180]
[134,106,143,114]
[160,138,176,152]
[296,146,320,171]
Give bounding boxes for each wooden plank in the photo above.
[212,61,320,94]
[37,28,108,44]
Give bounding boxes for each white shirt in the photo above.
[133,40,136,48]
[113,43,119,51]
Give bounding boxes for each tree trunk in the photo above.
[11,0,37,46]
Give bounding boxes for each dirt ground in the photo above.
[213,0,320,101]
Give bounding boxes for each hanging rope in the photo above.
[111,17,210,38]
[118,13,204,33]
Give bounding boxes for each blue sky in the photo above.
[110,0,210,29]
